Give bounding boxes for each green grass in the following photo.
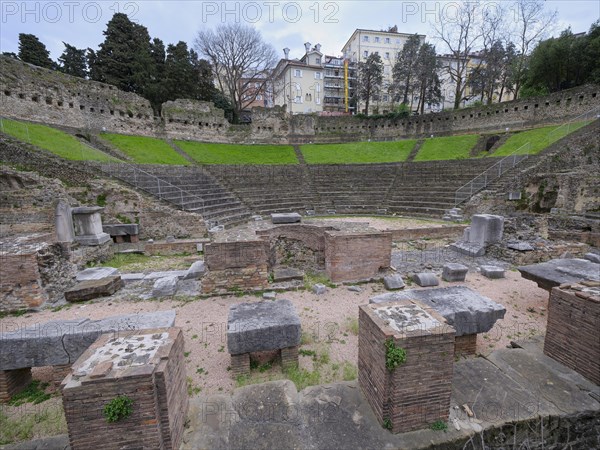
[413,134,479,161]
[8,381,51,406]
[301,140,416,164]
[97,253,192,272]
[176,141,298,165]
[101,133,190,165]
[0,118,117,162]
[491,121,591,157]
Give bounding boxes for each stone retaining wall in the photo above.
[2,56,598,144]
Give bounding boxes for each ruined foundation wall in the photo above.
[2,56,598,144]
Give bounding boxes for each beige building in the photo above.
[342,27,426,114]
[272,43,325,114]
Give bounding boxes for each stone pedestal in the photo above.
[358,300,455,433]
[71,206,111,246]
[61,328,187,450]
[544,283,600,385]
[55,200,74,243]
[227,300,301,376]
[0,368,32,402]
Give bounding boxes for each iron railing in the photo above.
[454,107,600,206]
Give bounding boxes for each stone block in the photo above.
[480,265,505,279]
[183,261,206,280]
[507,191,522,200]
[227,299,301,355]
[584,253,600,264]
[518,258,600,291]
[442,263,468,282]
[507,241,534,251]
[72,206,111,246]
[0,310,177,370]
[64,276,124,302]
[152,276,179,298]
[412,273,439,287]
[262,292,276,300]
[383,274,405,290]
[102,223,139,237]
[347,285,362,293]
[271,213,302,224]
[272,267,304,282]
[75,267,119,281]
[449,241,485,257]
[470,214,504,246]
[55,200,74,243]
[313,283,327,295]
[463,227,471,242]
[369,286,506,336]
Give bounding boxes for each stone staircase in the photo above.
[99,164,252,228]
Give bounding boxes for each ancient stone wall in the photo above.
[0,57,155,135]
[0,251,47,311]
[202,240,269,294]
[325,231,392,282]
[2,56,598,144]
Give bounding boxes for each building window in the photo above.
[306,93,312,102]
[385,52,390,59]
[315,57,321,64]
[396,38,401,44]
[383,94,389,102]
[256,95,262,100]
[363,35,369,42]
[385,37,390,44]
[294,69,302,77]
[363,50,368,58]
[314,72,322,80]
[295,95,302,103]
[375,37,380,43]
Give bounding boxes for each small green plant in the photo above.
[430,420,448,431]
[103,396,133,423]
[96,193,107,207]
[385,338,407,371]
[299,349,317,357]
[383,418,393,430]
[8,381,51,406]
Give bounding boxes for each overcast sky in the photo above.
[1,1,598,61]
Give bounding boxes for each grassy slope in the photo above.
[101,133,190,165]
[0,119,117,162]
[176,141,298,165]
[492,121,591,156]
[301,140,417,164]
[413,134,479,161]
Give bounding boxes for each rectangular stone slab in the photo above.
[370,286,505,336]
[271,213,302,224]
[227,299,301,355]
[64,276,124,302]
[0,310,176,370]
[518,258,600,291]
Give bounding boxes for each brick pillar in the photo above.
[454,334,478,357]
[0,368,32,402]
[358,300,455,433]
[231,353,250,376]
[281,346,299,370]
[62,328,187,450]
[544,283,600,385]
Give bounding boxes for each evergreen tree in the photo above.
[18,33,53,69]
[58,42,87,78]
[414,44,441,114]
[391,34,421,105]
[357,53,384,115]
[93,13,155,95]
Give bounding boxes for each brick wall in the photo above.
[145,240,207,256]
[358,301,455,433]
[62,328,187,450]
[325,231,392,282]
[454,334,478,357]
[202,241,269,294]
[0,368,32,402]
[0,252,47,312]
[543,284,600,385]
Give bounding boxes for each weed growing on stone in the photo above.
[430,420,448,431]
[103,396,133,423]
[385,338,407,371]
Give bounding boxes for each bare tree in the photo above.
[431,2,483,109]
[511,0,557,98]
[194,24,277,123]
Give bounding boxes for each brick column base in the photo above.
[454,334,477,357]
[0,368,32,402]
[231,353,250,376]
[281,346,299,370]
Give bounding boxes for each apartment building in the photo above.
[342,26,426,114]
[323,55,356,113]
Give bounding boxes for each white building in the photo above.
[341,26,426,114]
